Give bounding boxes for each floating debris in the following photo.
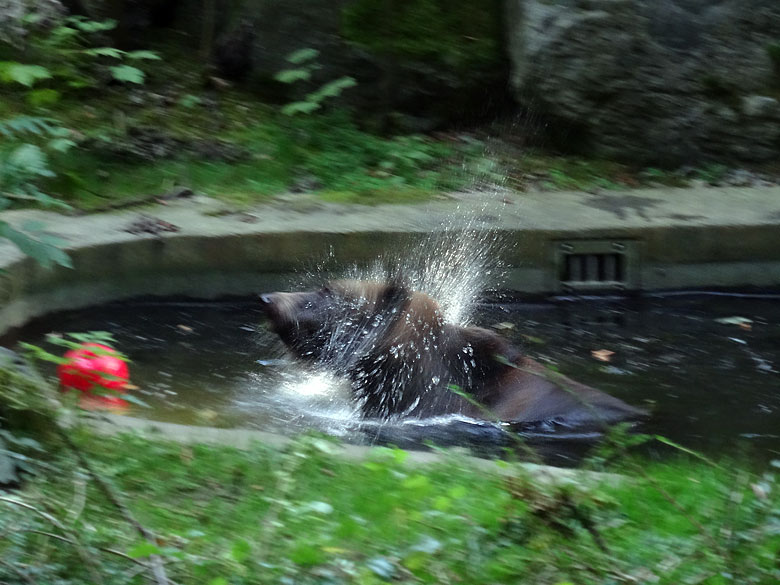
[591,349,615,362]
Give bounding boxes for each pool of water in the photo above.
[4,293,779,465]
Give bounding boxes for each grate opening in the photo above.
[552,240,638,292]
[562,253,625,284]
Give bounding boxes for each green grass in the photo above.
[20,92,478,210]
[3,34,776,216]
[2,428,778,585]
[46,154,291,209]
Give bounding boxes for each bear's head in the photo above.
[260,279,444,364]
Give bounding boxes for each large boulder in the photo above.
[506,0,780,164]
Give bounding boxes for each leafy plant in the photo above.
[273,48,356,116]
[0,116,73,268]
[276,112,469,197]
[694,162,729,184]
[4,13,159,95]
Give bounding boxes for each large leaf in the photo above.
[125,50,161,61]
[48,138,77,153]
[8,144,54,178]
[26,89,62,108]
[83,47,125,59]
[281,101,320,116]
[309,76,357,100]
[286,48,319,64]
[273,68,311,84]
[0,221,72,269]
[0,116,55,137]
[0,62,52,87]
[70,17,117,33]
[127,541,161,559]
[109,65,145,84]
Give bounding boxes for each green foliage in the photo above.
[277,112,470,196]
[50,108,478,207]
[516,154,627,191]
[2,13,159,94]
[0,116,73,268]
[342,0,502,70]
[21,331,126,366]
[694,162,730,184]
[274,49,356,116]
[1,427,778,585]
[108,63,145,84]
[0,62,52,86]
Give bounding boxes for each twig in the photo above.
[630,463,723,553]
[24,530,150,568]
[564,494,610,554]
[0,496,105,585]
[53,427,170,585]
[119,565,150,585]
[0,559,38,585]
[66,473,88,525]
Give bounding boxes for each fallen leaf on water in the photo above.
[591,349,615,362]
[715,316,753,327]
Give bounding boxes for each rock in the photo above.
[160,186,194,200]
[0,0,65,41]
[505,0,780,165]
[289,174,323,194]
[741,95,780,118]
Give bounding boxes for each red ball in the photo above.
[57,343,130,395]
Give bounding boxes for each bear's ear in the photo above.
[379,275,411,312]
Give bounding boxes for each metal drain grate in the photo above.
[562,253,624,283]
[553,240,639,292]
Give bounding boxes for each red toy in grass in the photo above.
[57,343,130,409]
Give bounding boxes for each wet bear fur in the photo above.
[260,280,646,427]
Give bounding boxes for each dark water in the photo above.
[4,294,779,465]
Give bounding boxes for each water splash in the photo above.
[340,197,508,326]
[271,189,510,423]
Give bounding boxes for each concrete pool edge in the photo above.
[86,413,620,485]
[2,185,780,335]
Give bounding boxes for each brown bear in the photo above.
[260,279,646,427]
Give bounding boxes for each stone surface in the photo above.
[86,413,620,485]
[2,186,780,336]
[506,0,780,164]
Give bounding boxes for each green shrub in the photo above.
[274,48,357,116]
[342,0,502,70]
[0,116,73,267]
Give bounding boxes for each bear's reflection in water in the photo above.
[260,278,647,455]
